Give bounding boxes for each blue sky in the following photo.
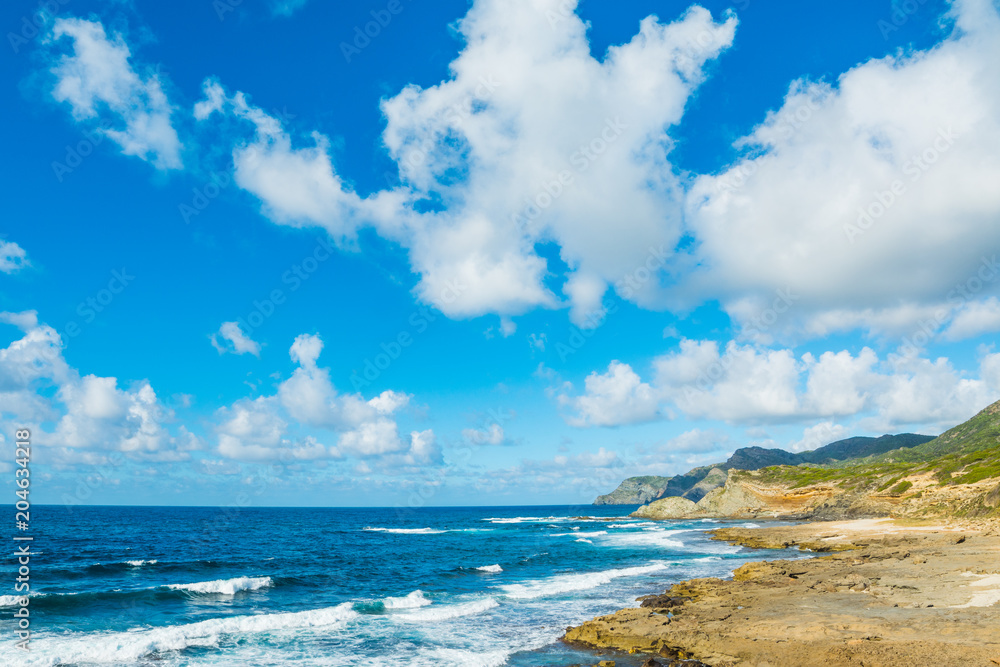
[2,0,1000,507]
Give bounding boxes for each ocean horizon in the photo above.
[0,504,793,666]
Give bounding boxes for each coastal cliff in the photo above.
[566,400,1000,666]
[594,475,673,505]
[631,400,1000,522]
[594,434,933,505]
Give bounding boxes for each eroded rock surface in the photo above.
[563,519,1000,667]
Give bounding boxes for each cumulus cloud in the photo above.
[210,321,261,356]
[40,1,1000,341]
[685,0,1000,338]
[557,338,1000,432]
[561,360,660,427]
[941,297,1000,341]
[788,421,850,453]
[462,422,506,446]
[196,0,736,324]
[0,312,197,462]
[214,333,427,461]
[0,240,29,274]
[48,18,182,169]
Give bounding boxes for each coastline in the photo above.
[563,518,1000,667]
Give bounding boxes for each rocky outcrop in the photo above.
[594,434,933,505]
[594,476,673,505]
[678,467,727,502]
[630,467,1000,522]
[632,496,698,519]
[563,521,1000,666]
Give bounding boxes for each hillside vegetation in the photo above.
[635,400,1000,521]
[595,433,934,505]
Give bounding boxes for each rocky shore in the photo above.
[562,519,1000,666]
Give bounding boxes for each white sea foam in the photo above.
[475,564,503,573]
[167,576,272,595]
[23,603,358,664]
[394,597,499,622]
[383,590,432,609]
[552,530,607,537]
[411,647,511,667]
[608,522,652,528]
[500,562,668,599]
[363,527,448,534]
[0,595,25,607]
[575,538,593,544]
[598,528,687,549]
[482,516,570,524]
[124,559,157,567]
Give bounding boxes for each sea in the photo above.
[0,505,795,666]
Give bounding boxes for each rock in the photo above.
[638,593,690,608]
[680,467,728,502]
[631,496,698,519]
[597,662,615,667]
[595,476,674,505]
[640,659,663,667]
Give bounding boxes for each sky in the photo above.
[2,0,1000,507]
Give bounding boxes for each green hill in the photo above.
[740,400,1000,518]
[593,433,934,505]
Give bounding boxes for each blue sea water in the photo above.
[0,505,795,666]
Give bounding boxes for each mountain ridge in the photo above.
[594,433,935,505]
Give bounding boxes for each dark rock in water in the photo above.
[640,659,663,667]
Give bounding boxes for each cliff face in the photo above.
[593,434,934,505]
[593,476,672,505]
[630,400,1000,521]
[632,469,1000,521]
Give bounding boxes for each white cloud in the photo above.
[49,18,182,169]
[338,419,405,457]
[407,429,441,465]
[0,310,39,332]
[655,340,801,422]
[0,312,195,462]
[463,422,506,446]
[561,360,660,427]
[215,333,418,461]
[0,241,29,274]
[197,0,736,322]
[557,338,1000,432]
[684,0,1000,337]
[941,297,1000,341]
[211,321,261,356]
[289,333,323,367]
[788,421,850,453]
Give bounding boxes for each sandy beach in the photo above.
[563,518,1000,667]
